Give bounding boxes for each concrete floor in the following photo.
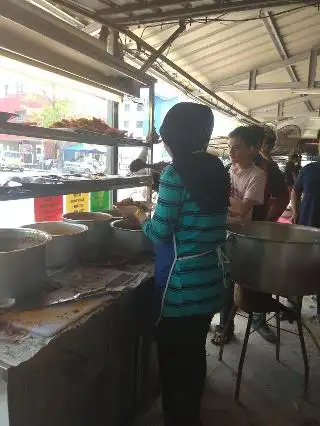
[140,296,320,426]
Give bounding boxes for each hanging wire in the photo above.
[132,3,315,31]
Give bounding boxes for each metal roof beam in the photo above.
[27,0,84,27]
[212,48,320,89]
[105,0,303,25]
[83,22,101,35]
[140,21,186,72]
[52,0,259,123]
[218,82,320,92]
[261,9,314,112]
[249,94,320,113]
[97,0,209,15]
[252,112,320,119]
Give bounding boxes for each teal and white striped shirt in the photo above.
[142,164,229,318]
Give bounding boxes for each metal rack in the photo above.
[0,122,151,147]
[0,175,152,201]
[0,121,153,201]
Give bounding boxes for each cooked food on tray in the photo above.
[116,198,151,212]
[113,217,142,230]
[50,117,126,136]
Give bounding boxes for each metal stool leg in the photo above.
[234,313,253,402]
[275,296,280,362]
[218,303,237,362]
[296,297,309,393]
[275,311,281,362]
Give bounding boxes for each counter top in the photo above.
[0,257,154,380]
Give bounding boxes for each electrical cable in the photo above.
[133,3,317,30]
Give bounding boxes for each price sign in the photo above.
[34,196,63,222]
[66,193,89,213]
[90,191,111,212]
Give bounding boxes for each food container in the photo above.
[22,222,88,269]
[116,199,153,218]
[111,219,153,255]
[101,209,123,220]
[0,228,51,300]
[63,212,112,262]
[227,221,320,297]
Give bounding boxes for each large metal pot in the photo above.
[111,219,153,255]
[22,222,88,269]
[226,221,320,297]
[0,228,51,300]
[63,212,112,262]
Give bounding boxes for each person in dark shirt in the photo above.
[288,159,320,319]
[250,126,289,341]
[284,154,301,189]
[260,125,276,162]
[291,160,320,228]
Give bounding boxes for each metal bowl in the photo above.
[63,212,113,262]
[101,209,123,220]
[111,219,153,255]
[22,222,88,269]
[0,228,51,300]
[227,221,320,297]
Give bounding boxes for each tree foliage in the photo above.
[40,99,72,127]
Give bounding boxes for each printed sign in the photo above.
[34,196,63,222]
[90,191,111,212]
[66,193,89,213]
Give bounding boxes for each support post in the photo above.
[308,49,318,89]
[249,70,257,90]
[277,102,284,119]
[147,84,155,202]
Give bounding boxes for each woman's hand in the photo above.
[291,213,298,224]
[146,129,160,144]
[135,209,148,224]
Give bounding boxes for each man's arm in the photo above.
[266,162,289,221]
[229,198,257,219]
[291,169,303,224]
[290,189,301,224]
[229,170,266,219]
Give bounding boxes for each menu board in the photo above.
[65,193,89,213]
[90,191,111,212]
[34,196,63,222]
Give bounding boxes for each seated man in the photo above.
[249,125,289,341]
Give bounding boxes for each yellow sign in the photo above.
[66,193,89,213]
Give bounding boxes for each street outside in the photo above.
[0,169,52,228]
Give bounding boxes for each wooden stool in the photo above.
[218,285,309,402]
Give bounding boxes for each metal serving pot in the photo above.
[63,212,112,262]
[0,228,51,300]
[22,222,88,269]
[111,219,153,255]
[226,221,320,297]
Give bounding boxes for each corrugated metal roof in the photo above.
[23,0,320,124]
[127,3,320,122]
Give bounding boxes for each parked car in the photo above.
[64,158,105,174]
[0,151,24,171]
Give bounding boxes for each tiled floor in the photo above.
[140,297,320,426]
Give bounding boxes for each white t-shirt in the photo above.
[229,163,266,222]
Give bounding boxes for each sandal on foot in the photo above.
[211,325,234,346]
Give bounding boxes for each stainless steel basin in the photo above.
[0,228,51,300]
[227,221,320,297]
[22,222,87,269]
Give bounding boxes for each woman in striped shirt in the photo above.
[136,103,230,426]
